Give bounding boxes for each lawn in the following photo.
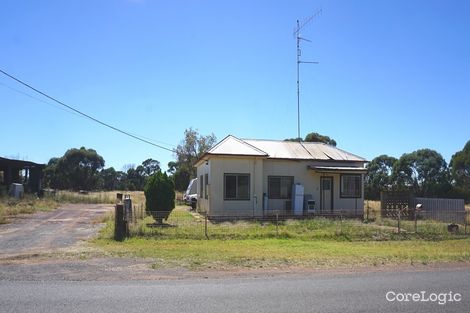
[94,235,470,270]
[93,204,470,270]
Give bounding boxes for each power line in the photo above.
[0,68,175,153]
[0,80,176,150]
[0,81,84,119]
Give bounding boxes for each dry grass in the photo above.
[81,194,469,270]
[0,190,146,224]
[0,195,59,224]
[364,200,381,220]
[93,200,470,270]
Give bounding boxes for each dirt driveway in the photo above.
[0,204,112,258]
[0,203,167,281]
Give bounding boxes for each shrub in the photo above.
[144,171,175,224]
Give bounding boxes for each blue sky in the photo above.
[1,0,469,172]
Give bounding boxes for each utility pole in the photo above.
[293,9,321,141]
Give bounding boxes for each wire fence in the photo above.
[379,192,469,234]
[113,194,469,241]
[124,209,365,240]
[122,209,469,241]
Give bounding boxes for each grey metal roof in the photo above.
[205,135,366,162]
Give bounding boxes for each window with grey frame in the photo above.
[224,173,250,200]
[268,176,294,199]
[340,174,362,198]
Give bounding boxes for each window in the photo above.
[268,176,294,199]
[224,173,250,200]
[340,174,362,198]
[204,173,209,199]
[199,175,203,199]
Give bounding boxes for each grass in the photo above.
[0,190,145,224]
[93,204,470,270]
[0,195,59,224]
[94,235,470,270]
[124,205,468,241]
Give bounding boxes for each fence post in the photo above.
[340,212,343,235]
[276,213,279,237]
[397,208,401,234]
[132,205,137,225]
[204,214,209,240]
[465,211,468,235]
[114,204,125,241]
[366,204,370,221]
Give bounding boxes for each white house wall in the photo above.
[197,157,364,217]
[196,160,210,213]
[202,157,264,217]
[262,159,319,214]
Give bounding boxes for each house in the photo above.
[195,135,367,218]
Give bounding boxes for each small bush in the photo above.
[144,171,175,224]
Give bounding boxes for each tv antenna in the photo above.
[293,9,322,142]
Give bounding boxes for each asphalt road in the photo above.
[0,204,112,257]
[1,268,468,313]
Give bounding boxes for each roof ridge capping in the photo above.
[207,135,268,156]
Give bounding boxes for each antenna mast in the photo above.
[293,9,321,142]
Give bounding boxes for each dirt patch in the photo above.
[0,204,112,258]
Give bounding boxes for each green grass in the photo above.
[93,236,470,270]
[123,206,467,241]
[93,205,470,270]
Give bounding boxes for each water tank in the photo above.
[9,183,24,199]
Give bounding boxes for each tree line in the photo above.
[44,147,161,191]
[43,128,216,192]
[43,131,470,203]
[365,141,470,201]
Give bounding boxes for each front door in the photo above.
[320,177,333,212]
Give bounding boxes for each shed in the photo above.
[0,157,45,194]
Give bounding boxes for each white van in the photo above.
[183,178,198,209]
